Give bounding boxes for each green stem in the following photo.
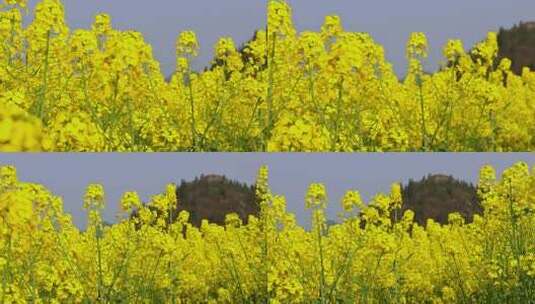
[332,77,344,150]
[186,69,198,150]
[417,77,427,151]
[264,28,276,151]
[1,225,11,304]
[263,207,270,303]
[96,219,104,302]
[35,30,51,123]
[317,213,325,303]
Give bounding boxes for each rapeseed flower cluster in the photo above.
[0,0,533,151]
[0,162,534,303]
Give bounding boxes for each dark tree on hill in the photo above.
[173,174,259,227]
[497,22,535,75]
[398,174,482,226]
[137,173,482,229]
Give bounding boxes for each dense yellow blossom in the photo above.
[119,191,141,213]
[0,0,533,151]
[0,101,50,151]
[0,162,534,302]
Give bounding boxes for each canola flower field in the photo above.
[0,163,534,303]
[1,0,534,152]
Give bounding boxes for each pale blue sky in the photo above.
[25,0,535,76]
[1,153,533,228]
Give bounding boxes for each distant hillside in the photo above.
[146,173,481,228]
[498,21,535,74]
[399,174,481,226]
[173,174,258,227]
